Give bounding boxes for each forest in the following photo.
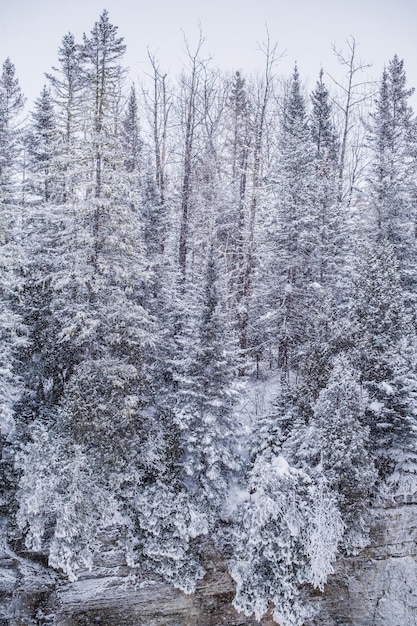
[1,10,417,626]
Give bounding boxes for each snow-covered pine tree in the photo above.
[174,242,240,513]
[81,9,126,201]
[25,86,60,202]
[0,61,26,525]
[16,421,119,581]
[0,58,24,207]
[121,84,143,174]
[17,36,85,413]
[257,65,320,378]
[352,240,417,478]
[366,56,417,297]
[310,69,346,287]
[16,84,71,434]
[222,71,252,356]
[230,453,315,626]
[308,356,376,551]
[46,32,85,203]
[230,449,343,626]
[310,69,338,164]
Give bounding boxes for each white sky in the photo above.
[0,0,416,109]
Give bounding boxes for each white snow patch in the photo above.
[0,411,15,437]
[222,486,250,519]
[272,455,290,477]
[380,381,394,395]
[138,579,158,589]
[369,401,385,413]
[259,310,275,321]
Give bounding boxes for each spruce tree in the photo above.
[310,69,346,286]
[230,450,343,626]
[366,56,417,295]
[310,69,338,162]
[352,241,417,477]
[26,86,59,202]
[258,65,319,377]
[0,58,24,207]
[121,84,142,174]
[309,356,376,550]
[230,454,315,626]
[221,71,256,371]
[46,32,84,203]
[81,9,126,200]
[174,243,239,513]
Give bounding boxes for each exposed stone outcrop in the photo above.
[308,481,417,626]
[2,492,417,625]
[0,538,276,626]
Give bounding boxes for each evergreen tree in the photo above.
[278,65,319,289]
[127,480,208,593]
[79,10,128,284]
[352,241,417,476]
[310,69,346,287]
[257,65,319,376]
[221,71,255,369]
[26,86,59,202]
[230,452,343,626]
[309,356,376,550]
[230,454,314,625]
[366,56,417,293]
[81,9,126,199]
[224,70,251,288]
[121,83,142,174]
[174,244,239,513]
[46,32,85,203]
[310,69,338,162]
[0,58,24,206]
[16,422,117,581]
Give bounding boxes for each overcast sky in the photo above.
[1,0,416,109]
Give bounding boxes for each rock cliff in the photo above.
[2,493,417,625]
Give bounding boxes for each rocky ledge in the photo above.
[2,494,417,625]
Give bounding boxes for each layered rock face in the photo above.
[308,496,417,626]
[2,495,417,625]
[0,538,276,626]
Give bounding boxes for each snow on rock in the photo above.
[0,537,276,626]
[372,557,417,626]
[307,475,417,626]
[3,472,417,624]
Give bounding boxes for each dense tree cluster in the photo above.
[1,12,417,625]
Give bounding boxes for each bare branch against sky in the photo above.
[0,0,416,107]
